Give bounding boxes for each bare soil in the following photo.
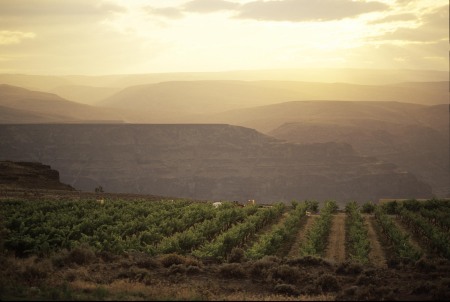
[324,213,346,263]
[364,214,387,268]
[287,215,319,258]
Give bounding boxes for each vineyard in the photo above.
[1,196,449,300]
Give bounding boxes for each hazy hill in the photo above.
[69,68,450,87]
[0,68,447,91]
[205,101,448,198]
[0,124,432,204]
[50,85,121,105]
[0,105,73,124]
[0,74,72,91]
[202,100,441,131]
[98,81,299,122]
[98,80,448,124]
[0,84,127,123]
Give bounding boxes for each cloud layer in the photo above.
[0,0,447,74]
[236,0,388,22]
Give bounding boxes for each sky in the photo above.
[0,0,448,75]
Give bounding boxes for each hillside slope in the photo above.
[0,124,432,204]
[98,81,448,123]
[0,161,74,191]
[0,84,127,123]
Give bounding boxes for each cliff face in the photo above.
[0,160,75,191]
[0,124,432,203]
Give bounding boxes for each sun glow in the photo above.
[0,0,446,75]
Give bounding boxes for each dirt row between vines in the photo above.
[285,212,389,267]
[364,214,388,268]
[286,215,319,258]
[324,213,346,263]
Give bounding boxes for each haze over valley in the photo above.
[0,69,448,202]
[0,0,448,203]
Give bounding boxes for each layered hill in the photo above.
[0,84,127,123]
[1,69,447,91]
[98,80,448,123]
[202,100,448,197]
[0,124,432,204]
[0,161,74,191]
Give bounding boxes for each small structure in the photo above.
[97,198,105,205]
[306,211,311,216]
[247,199,256,206]
[212,201,223,208]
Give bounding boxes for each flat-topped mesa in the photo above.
[0,160,75,191]
[0,124,432,203]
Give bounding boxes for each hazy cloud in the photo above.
[348,39,448,70]
[183,0,239,13]
[0,0,125,28]
[0,0,124,17]
[369,13,417,24]
[144,6,184,19]
[236,0,388,22]
[0,31,36,45]
[374,5,448,42]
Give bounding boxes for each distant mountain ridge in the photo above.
[98,80,448,123]
[0,84,127,123]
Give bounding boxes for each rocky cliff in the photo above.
[0,124,432,203]
[0,160,75,191]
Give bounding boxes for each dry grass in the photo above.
[2,252,450,301]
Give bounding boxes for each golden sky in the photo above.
[0,0,447,75]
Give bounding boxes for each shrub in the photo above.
[159,253,186,268]
[316,273,340,292]
[118,266,149,281]
[269,265,300,284]
[273,283,299,296]
[415,257,436,273]
[218,263,246,278]
[286,256,331,267]
[20,258,52,282]
[186,265,202,275]
[335,261,363,275]
[168,264,186,275]
[250,257,278,277]
[228,247,246,263]
[66,245,96,266]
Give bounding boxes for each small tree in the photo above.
[95,185,104,193]
[361,201,375,214]
[305,200,319,212]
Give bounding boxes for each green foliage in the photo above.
[345,201,370,264]
[305,200,319,212]
[245,203,307,260]
[361,201,375,214]
[382,200,399,215]
[374,206,422,261]
[192,203,285,260]
[299,201,335,257]
[2,197,448,264]
[397,207,450,259]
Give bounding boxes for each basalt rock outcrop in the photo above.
[0,160,75,191]
[0,124,432,203]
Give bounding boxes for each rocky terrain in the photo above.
[0,161,74,191]
[0,124,432,205]
[201,101,449,198]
